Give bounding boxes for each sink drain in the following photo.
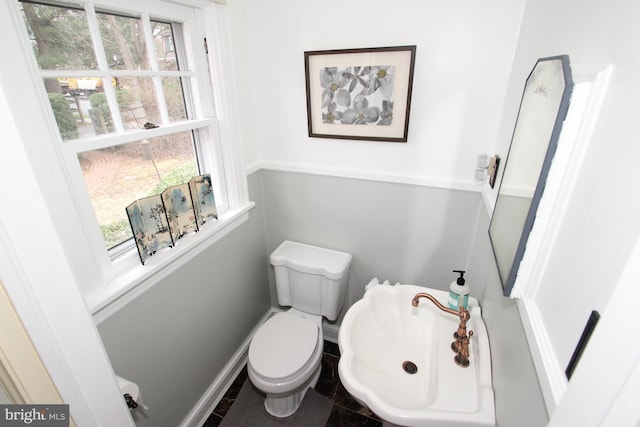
[402,361,418,374]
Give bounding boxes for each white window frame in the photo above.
[4,0,252,322]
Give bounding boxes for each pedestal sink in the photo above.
[338,283,495,427]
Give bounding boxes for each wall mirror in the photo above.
[489,55,574,296]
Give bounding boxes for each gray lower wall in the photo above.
[468,207,548,427]
[98,169,546,427]
[259,169,486,319]
[260,169,547,426]
[98,172,271,427]
[259,171,547,427]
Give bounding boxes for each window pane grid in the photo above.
[19,0,221,253]
[28,1,195,142]
[141,13,172,125]
[104,75,126,133]
[84,2,111,71]
[142,13,158,72]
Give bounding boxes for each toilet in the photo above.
[248,240,352,417]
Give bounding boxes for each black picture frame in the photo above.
[304,45,416,142]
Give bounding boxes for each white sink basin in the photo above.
[338,284,495,427]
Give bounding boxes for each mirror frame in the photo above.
[490,55,574,296]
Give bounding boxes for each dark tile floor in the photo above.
[203,340,383,426]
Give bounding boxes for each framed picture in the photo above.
[305,45,416,142]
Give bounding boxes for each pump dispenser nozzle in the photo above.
[453,270,466,285]
[448,270,470,310]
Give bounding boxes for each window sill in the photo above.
[89,201,255,325]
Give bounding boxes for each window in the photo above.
[19,0,226,253]
[6,0,250,313]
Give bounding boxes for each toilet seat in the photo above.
[249,312,320,383]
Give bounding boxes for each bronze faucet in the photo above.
[411,292,473,368]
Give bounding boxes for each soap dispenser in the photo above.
[448,270,470,310]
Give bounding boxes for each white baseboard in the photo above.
[323,321,340,344]
[179,308,342,427]
[180,308,340,427]
[517,298,566,415]
[178,309,275,427]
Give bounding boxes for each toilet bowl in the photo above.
[248,309,324,417]
[247,241,352,418]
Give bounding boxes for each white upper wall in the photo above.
[228,0,526,187]
[485,0,640,418]
[497,0,640,371]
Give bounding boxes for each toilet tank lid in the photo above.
[270,241,352,280]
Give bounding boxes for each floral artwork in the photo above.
[320,65,395,127]
[305,46,416,142]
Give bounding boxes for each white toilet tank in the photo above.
[270,241,352,321]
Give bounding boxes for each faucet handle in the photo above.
[454,307,470,340]
[454,330,473,368]
[458,306,470,325]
